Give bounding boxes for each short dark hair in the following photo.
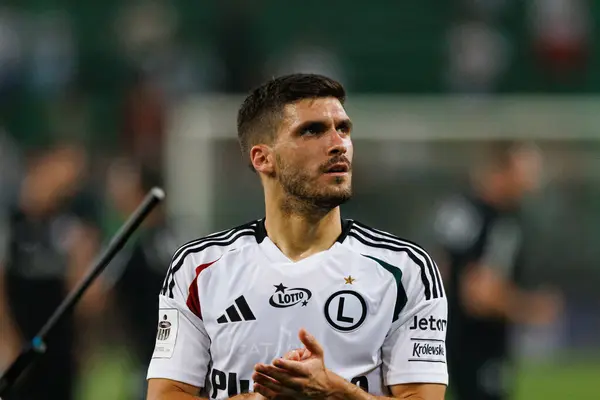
[237,73,346,171]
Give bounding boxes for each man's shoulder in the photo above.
[174,219,263,260]
[160,219,263,299]
[433,193,485,252]
[345,220,433,260]
[345,220,444,301]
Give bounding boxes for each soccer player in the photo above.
[433,141,562,400]
[0,144,100,400]
[147,74,448,400]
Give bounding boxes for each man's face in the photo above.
[507,147,543,200]
[107,160,142,215]
[34,147,85,200]
[269,97,354,210]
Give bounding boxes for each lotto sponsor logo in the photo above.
[412,342,445,358]
[409,315,447,331]
[269,283,312,308]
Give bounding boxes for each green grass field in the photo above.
[513,357,599,400]
[78,348,600,400]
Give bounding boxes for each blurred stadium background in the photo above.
[1,1,599,399]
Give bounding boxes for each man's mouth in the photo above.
[324,162,350,175]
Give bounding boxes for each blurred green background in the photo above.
[0,1,598,399]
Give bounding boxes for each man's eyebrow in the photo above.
[294,120,328,131]
[294,118,353,129]
[337,119,353,130]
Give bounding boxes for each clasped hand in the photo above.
[252,328,336,400]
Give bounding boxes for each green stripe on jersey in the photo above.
[362,255,407,322]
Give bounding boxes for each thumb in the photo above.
[298,328,323,358]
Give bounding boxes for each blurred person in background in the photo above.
[0,143,101,400]
[433,140,563,400]
[121,69,167,173]
[0,130,22,210]
[103,159,178,400]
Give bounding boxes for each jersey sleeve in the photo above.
[146,252,212,388]
[381,254,448,387]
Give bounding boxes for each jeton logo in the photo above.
[409,315,447,331]
[269,283,312,308]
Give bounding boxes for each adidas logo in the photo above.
[217,296,256,324]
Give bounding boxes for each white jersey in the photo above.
[147,219,447,399]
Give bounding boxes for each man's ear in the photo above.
[250,144,275,176]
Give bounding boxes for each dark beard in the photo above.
[276,155,352,216]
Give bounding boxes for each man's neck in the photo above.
[264,205,342,262]
[474,180,512,211]
[20,179,52,219]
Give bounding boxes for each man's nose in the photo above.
[327,130,348,156]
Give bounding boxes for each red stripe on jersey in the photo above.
[186,260,217,320]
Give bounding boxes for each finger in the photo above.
[273,358,309,376]
[298,328,324,358]
[283,349,300,361]
[286,348,312,361]
[300,349,312,360]
[252,372,297,396]
[253,382,279,399]
[254,364,303,389]
[291,348,312,360]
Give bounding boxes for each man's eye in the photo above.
[301,124,323,135]
[337,125,350,135]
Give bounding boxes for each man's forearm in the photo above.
[325,372,443,400]
[479,278,538,324]
[461,265,533,323]
[154,392,259,400]
[0,272,22,367]
[325,374,378,400]
[153,394,201,400]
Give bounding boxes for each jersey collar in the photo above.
[254,217,353,244]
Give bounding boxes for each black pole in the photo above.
[0,187,166,397]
